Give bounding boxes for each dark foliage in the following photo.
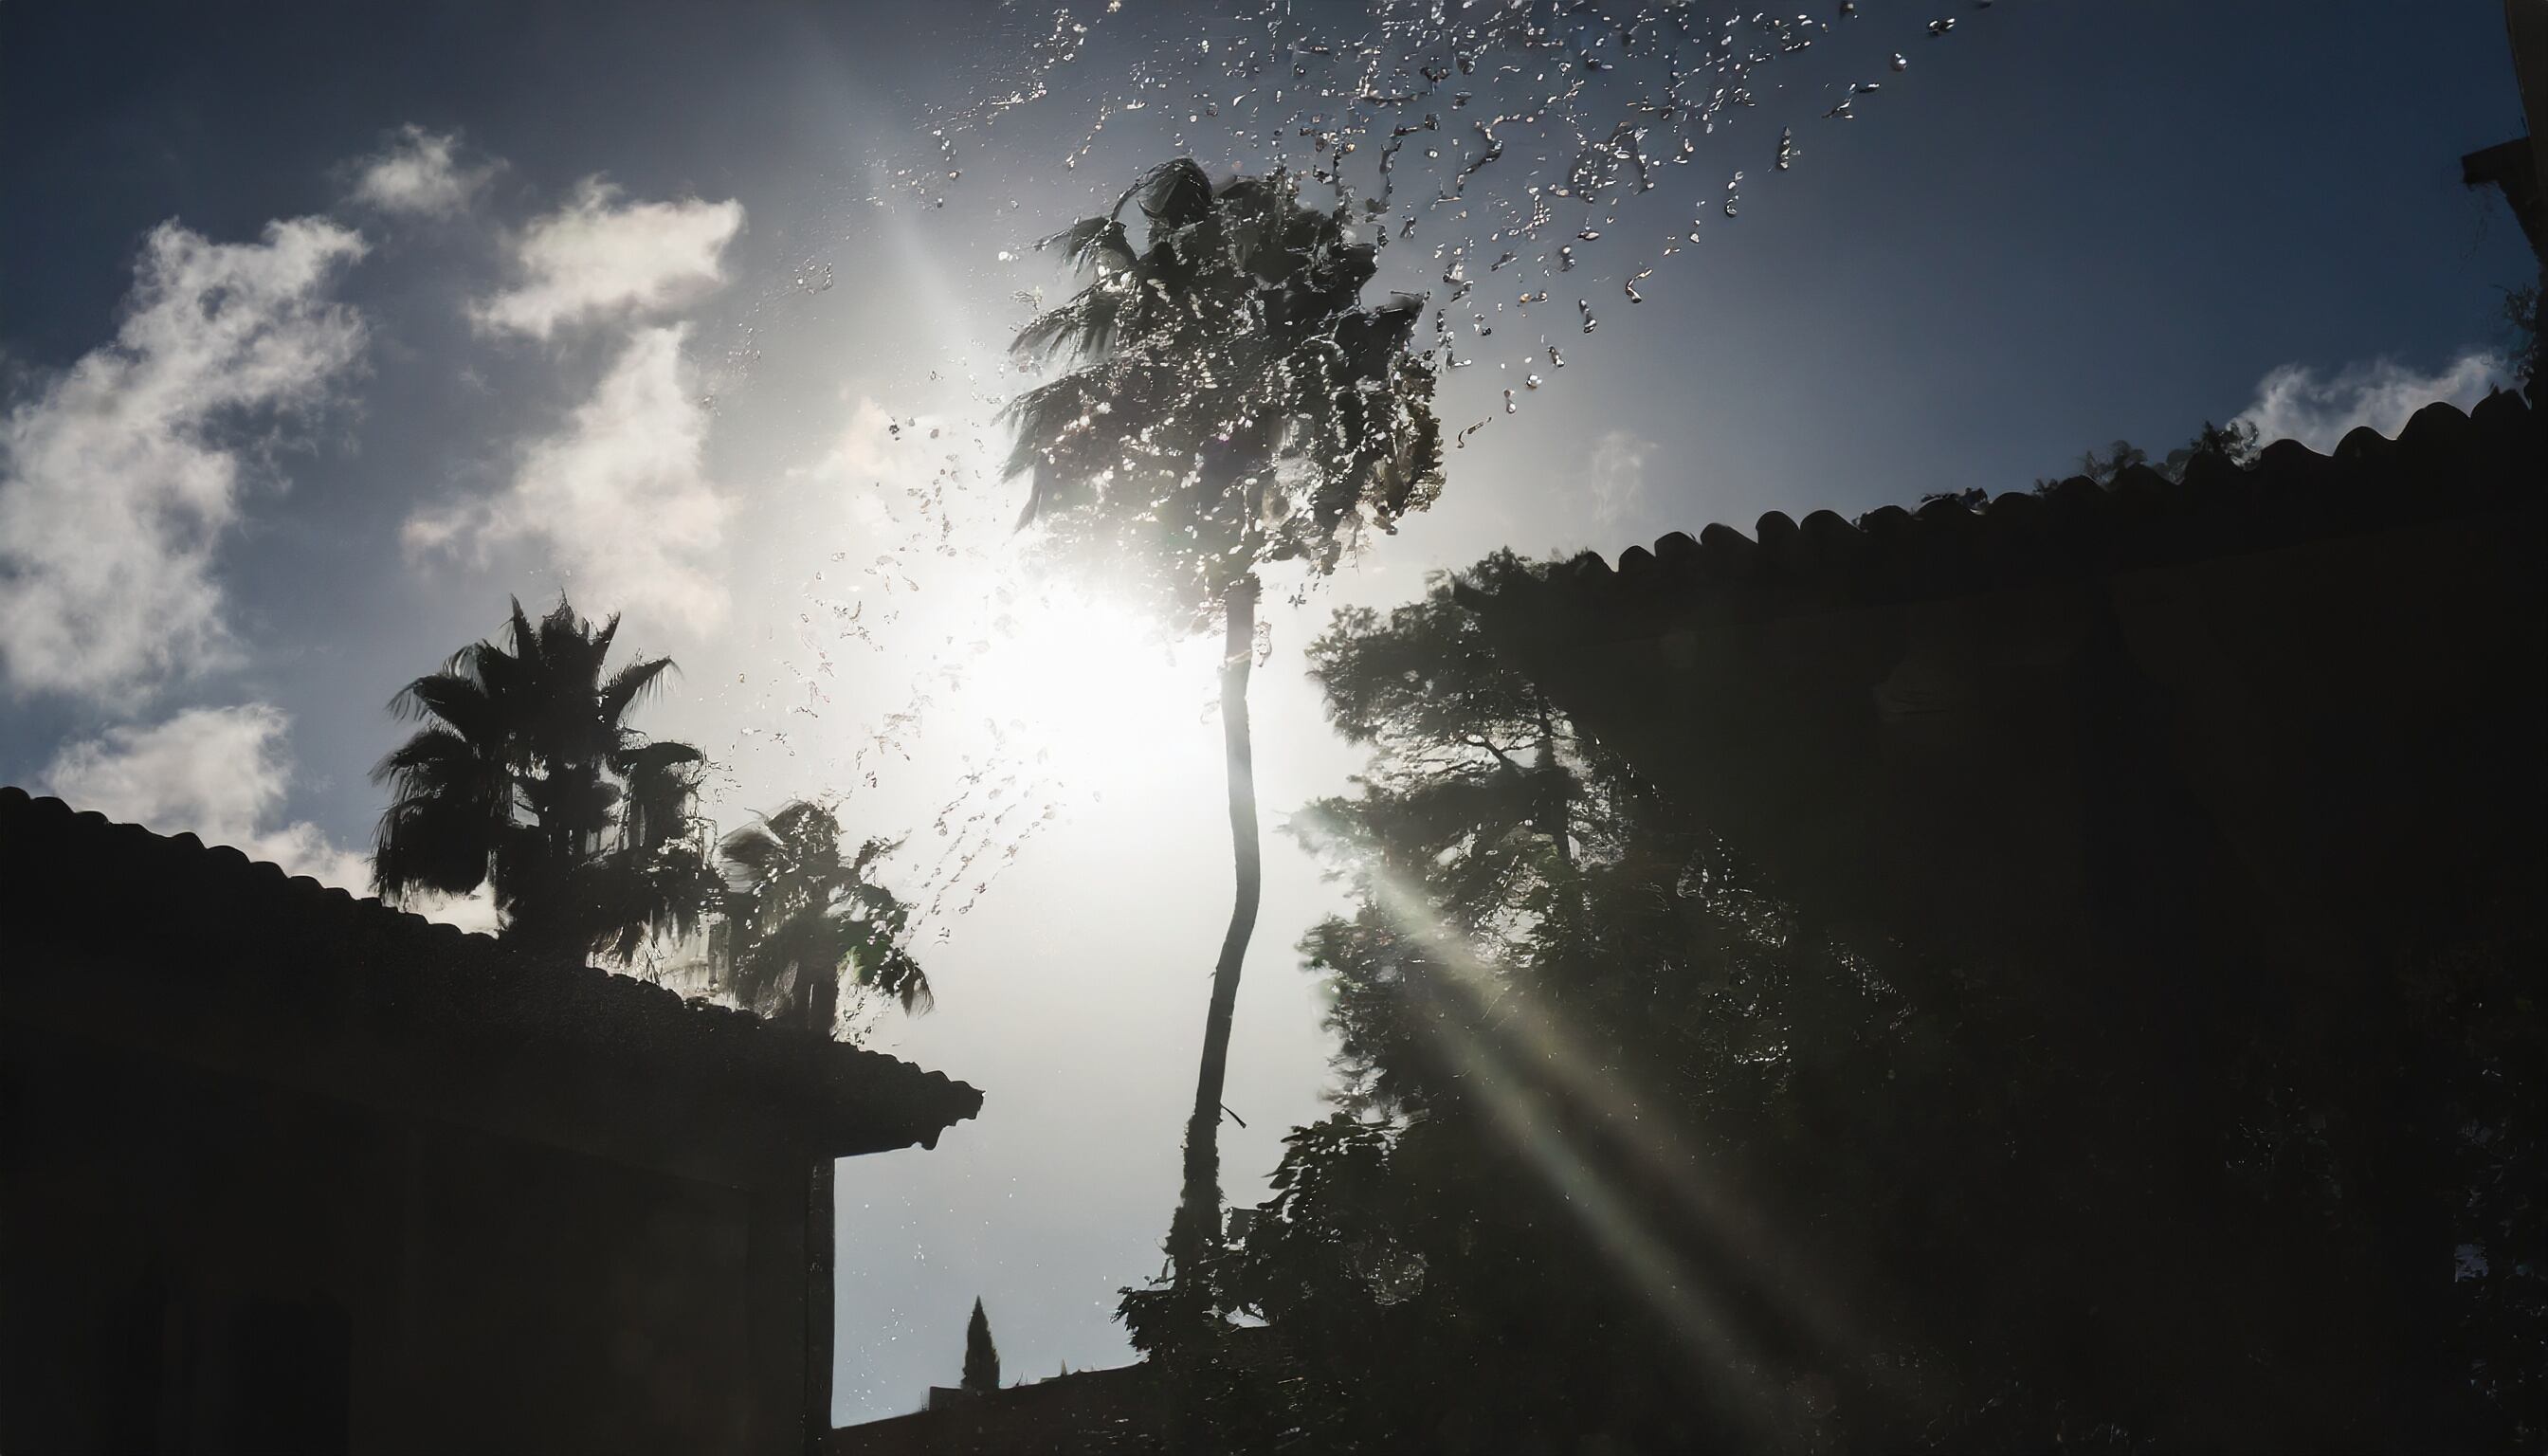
[2006,417,2263,499]
[1160,546,2544,1453]
[2508,282,2542,391]
[372,596,717,966]
[719,800,931,1037]
[964,1297,1002,1395]
[1002,159,1444,636]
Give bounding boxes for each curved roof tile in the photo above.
[1467,393,2541,629]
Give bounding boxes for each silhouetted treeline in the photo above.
[373,595,927,1036]
[1156,524,2543,1451]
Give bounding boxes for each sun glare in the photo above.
[962,588,1220,789]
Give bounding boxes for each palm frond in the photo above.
[719,823,783,879]
[371,724,495,792]
[1135,158,1214,230]
[586,839,720,965]
[371,796,500,901]
[589,610,622,665]
[614,740,704,852]
[1040,215,1136,277]
[716,802,931,1023]
[387,670,492,730]
[600,656,678,729]
[504,597,540,675]
[1011,289,1126,366]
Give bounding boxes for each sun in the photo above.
[960,585,1221,790]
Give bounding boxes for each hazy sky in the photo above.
[4,0,2534,1424]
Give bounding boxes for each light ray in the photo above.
[1360,861,1883,1429]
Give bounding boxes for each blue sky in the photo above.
[4,0,2534,1424]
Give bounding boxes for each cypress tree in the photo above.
[962,1297,1000,1394]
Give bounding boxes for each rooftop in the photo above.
[1460,391,2540,633]
[1452,391,2543,980]
[0,786,981,1186]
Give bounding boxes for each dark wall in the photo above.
[0,1017,810,1455]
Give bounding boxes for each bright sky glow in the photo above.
[1,0,2530,1426]
[960,588,1221,790]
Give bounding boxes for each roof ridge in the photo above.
[0,785,981,1146]
[1514,392,2539,602]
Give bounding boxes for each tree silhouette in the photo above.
[962,1297,1001,1395]
[718,800,930,1038]
[372,596,716,965]
[1003,158,1444,1338]
[2505,283,2541,391]
[1169,540,2548,1450]
[2021,418,2261,494]
[1190,554,1934,1448]
[1185,555,2096,1448]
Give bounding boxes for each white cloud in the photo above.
[470,178,743,338]
[406,324,730,630]
[0,217,367,704]
[2232,350,2509,453]
[41,703,368,887]
[1588,428,1657,530]
[789,393,907,536]
[38,702,499,931]
[349,124,498,216]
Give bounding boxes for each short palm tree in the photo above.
[1003,160,1445,1336]
[372,596,718,965]
[718,800,930,1037]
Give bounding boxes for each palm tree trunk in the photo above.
[1167,574,1263,1290]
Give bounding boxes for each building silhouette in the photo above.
[0,787,980,1455]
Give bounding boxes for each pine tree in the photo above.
[962,1297,1000,1394]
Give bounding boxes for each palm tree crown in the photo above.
[718,800,930,1037]
[1002,159,1445,632]
[372,595,717,965]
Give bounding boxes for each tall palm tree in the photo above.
[372,595,718,965]
[1002,160,1445,1332]
[718,800,930,1038]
